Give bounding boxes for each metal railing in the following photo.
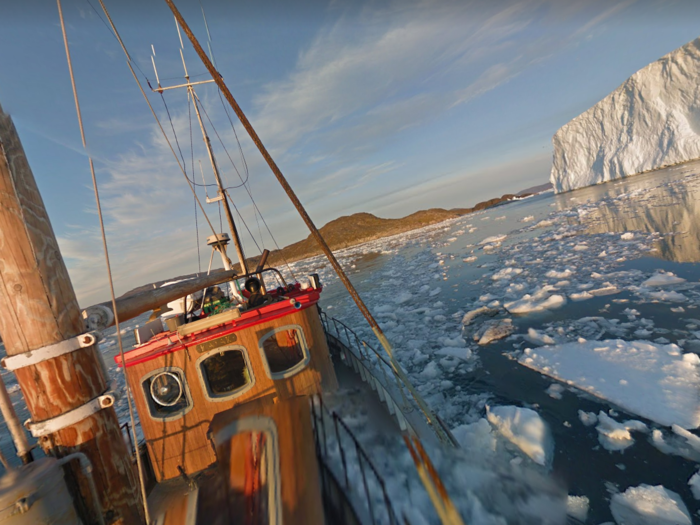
[320,311,457,446]
[311,395,403,525]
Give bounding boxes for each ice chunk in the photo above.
[545,268,573,279]
[491,267,523,281]
[649,290,688,302]
[479,234,507,245]
[519,340,700,428]
[566,495,589,522]
[505,286,567,314]
[486,405,553,466]
[610,484,691,525]
[475,319,514,346]
[621,232,635,241]
[545,383,565,400]
[435,347,473,361]
[688,472,700,500]
[525,328,555,346]
[461,306,498,326]
[462,256,477,263]
[643,272,687,287]
[578,410,598,427]
[595,412,648,452]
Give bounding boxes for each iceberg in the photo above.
[551,37,700,193]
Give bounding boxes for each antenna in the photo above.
[150,45,161,88]
[199,1,217,68]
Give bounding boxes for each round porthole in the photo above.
[150,372,183,406]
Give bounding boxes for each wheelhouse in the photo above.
[116,270,338,481]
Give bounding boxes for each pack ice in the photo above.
[551,37,700,192]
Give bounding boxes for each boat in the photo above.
[0,2,472,525]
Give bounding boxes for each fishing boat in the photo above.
[0,2,480,525]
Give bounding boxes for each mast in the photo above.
[0,106,143,523]
[163,0,452,445]
[189,87,249,274]
[150,27,249,276]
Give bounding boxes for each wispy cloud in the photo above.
[59,0,644,305]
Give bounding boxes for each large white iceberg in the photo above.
[551,37,700,193]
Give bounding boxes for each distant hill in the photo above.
[117,184,547,299]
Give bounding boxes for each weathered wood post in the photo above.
[0,106,143,524]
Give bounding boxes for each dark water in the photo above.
[311,160,700,524]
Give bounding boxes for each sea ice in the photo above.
[594,412,648,452]
[478,234,507,245]
[642,272,687,287]
[566,495,589,522]
[525,328,555,346]
[649,290,688,302]
[545,383,565,400]
[486,405,553,466]
[505,286,566,314]
[688,472,700,500]
[475,319,514,346]
[578,410,598,427]
[519,340,700,428]
[610,484,691,525]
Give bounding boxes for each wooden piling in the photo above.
[0,106,143,524]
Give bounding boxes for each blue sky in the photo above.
[0,0,698,305]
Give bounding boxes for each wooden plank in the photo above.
[0,106,143,523]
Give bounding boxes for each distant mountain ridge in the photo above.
[119,184,549,299]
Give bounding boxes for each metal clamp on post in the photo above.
[25,393,115,438]
[1,332,97,371]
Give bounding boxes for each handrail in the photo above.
[311,395,401,525]
[320,311,458,447]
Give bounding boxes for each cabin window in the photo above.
[141,367,192,420]
[197,346,255,401]
[259,325,309,379]
[212,417,281,525]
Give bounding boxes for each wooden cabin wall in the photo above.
[126,306,337,481]
[209,396,325,525]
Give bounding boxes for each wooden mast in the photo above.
[0,106,143,524]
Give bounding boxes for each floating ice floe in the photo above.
[474,319,514,346]
[504,286,567,314]
[610,484,691,525]
[525,328,555,346]
[486,405,553,466]
[688,472,700,500]
[519,339,700,428]
[478,234,507,245]
[642,272,687,287]
[566,495,589,522]
[650,425,700,462]
[594,411,648,452]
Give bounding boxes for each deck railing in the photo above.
[311,395,403,525]
[320,311,457,446]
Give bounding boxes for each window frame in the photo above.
[195,345,256,402]
[140,366,193,421]
[258,324,310,380]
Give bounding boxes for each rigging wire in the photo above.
[96,0,220,243]
[188,91,201,272]
[58,2,150,522]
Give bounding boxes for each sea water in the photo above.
[1,161,700,523]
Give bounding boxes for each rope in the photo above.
[58,2,150,522]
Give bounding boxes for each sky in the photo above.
[0,0,699,306]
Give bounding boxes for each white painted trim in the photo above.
[2,332,97,371]
[258,324,310,380]
[25,393,114,437]
[195,345,256,402]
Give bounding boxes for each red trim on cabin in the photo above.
[115,286,322,368]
